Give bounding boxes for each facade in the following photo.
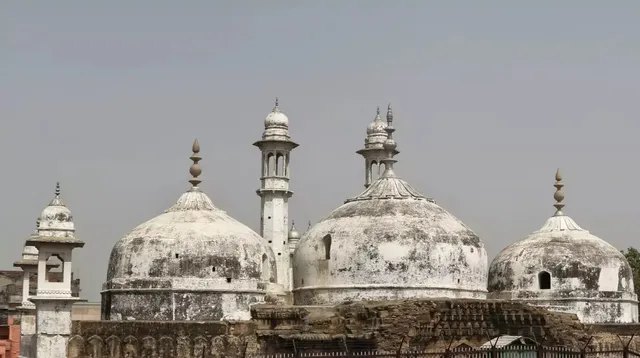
[488,170,638,323]
[7,99,640,358]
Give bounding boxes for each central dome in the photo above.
[292,106,488,305]
[103,140,277,321]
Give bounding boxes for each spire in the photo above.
[376,106,380,117]
[553,168,565,216]
[290,220,296,231]
[380,103,397,178]
[307,220,312,231]
[273,97,280,112]
[49,182,64,206]
[189,139,202,189]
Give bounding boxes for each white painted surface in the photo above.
[293,176,488,305]
[489,214,639,323]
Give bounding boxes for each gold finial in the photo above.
[553,168,565,215]
[189,139,202,188]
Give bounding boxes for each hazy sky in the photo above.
[2,1,640,302]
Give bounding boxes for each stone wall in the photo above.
[68,299,640,357]
[69,320,254,358]
[251,299,591,353]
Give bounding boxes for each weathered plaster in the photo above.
[489,214,638,324]
[18,311,36,358]
[254,101,299,295]
[104,186,277,321]
[293,181,488,305]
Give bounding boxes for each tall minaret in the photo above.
[356,105,399,187]
[253,98,298,293]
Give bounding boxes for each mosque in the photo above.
[10,100,639,357]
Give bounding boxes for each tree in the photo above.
[622,247,640,297]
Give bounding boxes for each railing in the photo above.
[245,346,639,358]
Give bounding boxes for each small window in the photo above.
[175,254,179,259]
[226,278,232,283]
[301,279,304,285]
[278,253,281,256]
[322,234,332,260]
[539,271,551,290]
[212,267,216,272]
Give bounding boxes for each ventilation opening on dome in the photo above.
[175,254,179,259]
[539,271,551,290]
[322,234,332,260]
[226,278,232,283]
[261,254,269,281]
[212,267,216,272]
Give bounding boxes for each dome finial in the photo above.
[376,106,380,116]
[386,102,393,122]
[553,168,565,216]
[291,220,296,230]
[49,182,64,206]
[273,97,280,112]
[189,139,202,188]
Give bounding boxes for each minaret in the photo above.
[13,220,39,358]
[253,98,298,293]
[27,183,85,358]
[356,104,399,187]
[287,221,301,291]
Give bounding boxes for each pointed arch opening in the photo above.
[267,153,276,176]
[538,271,551,290]
[322,234,332,260]
[276,153,285,176]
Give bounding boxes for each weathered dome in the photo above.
[293,107,488,305]
[288,222,301,241]
[103,140,277,321]
[488,170,638,323]
[21,244,38,261]
[264,98,289,128]
[364,107,389,148]
[37,182,75,238]
[106,189,276,285]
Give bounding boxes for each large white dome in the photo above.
[103,140,277,321]
[293,109,488,305]
[488,170,638,323]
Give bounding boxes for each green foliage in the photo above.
[622,247,640,296]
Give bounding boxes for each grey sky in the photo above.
[2,1,639,302]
